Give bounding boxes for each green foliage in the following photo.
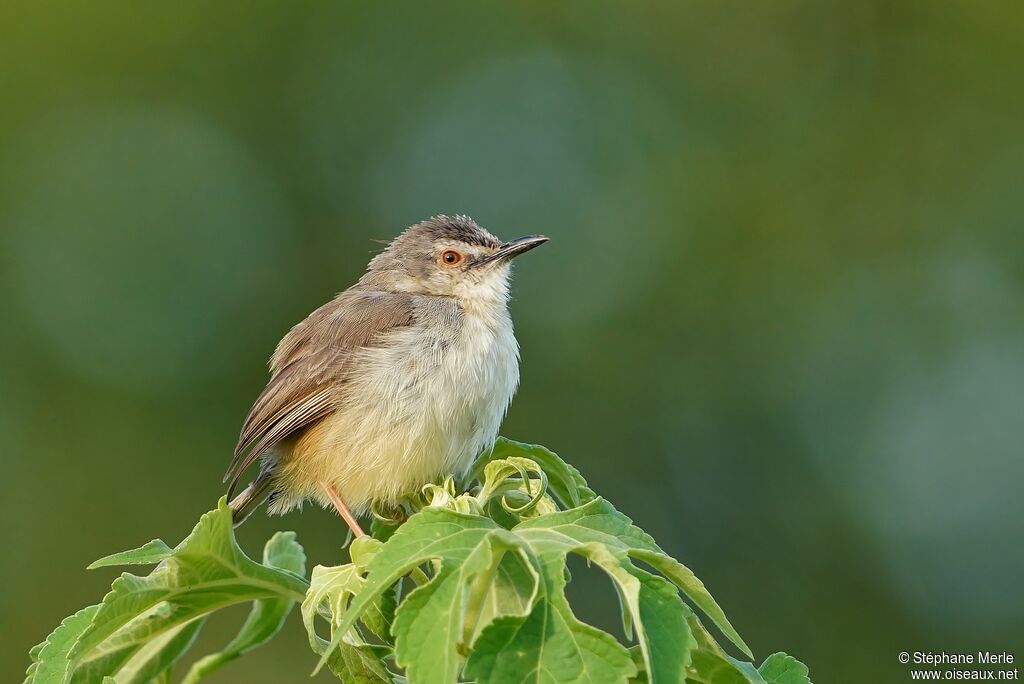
[26,438,812,684]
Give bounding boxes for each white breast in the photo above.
[281,301,520,513]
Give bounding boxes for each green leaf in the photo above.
[181,531,307,683]
[303,563,363,653]
[392,535,530,684]
[581,546,694,684]
[265,530,307,575]
[87,541,173,570]
[517,497,751,659]
[474,438,594,508]
[687,613,725,655]
[687,650,767,684]
[302,562,395,682]
[347,536,399,638]
[684,614,783,684]
[360,578,399,643]
[331,499,745,684]
[514,497,660,554]
[510,509,693,684]
[319,509,533,682]
[71,603,186,683]
[31,440,805,684]
[326,505,639,684]
[65,498,306,683]
[394,560,482,683]
[74,499,306,657]
[758,653,811,684]
[464,528,636,684]
[103,618,204,684]
[630,549,751,660]
[317,509,510,673]
[322,642,395,683]
[26,605,99,684]
[470,549,537,642]
[627,645,648,684]
[475,456,552,517]
[370,515,402,543]
[464,590,636,684]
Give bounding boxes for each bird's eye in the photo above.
[440,249,464,266]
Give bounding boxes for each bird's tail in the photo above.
[228,470,275,526]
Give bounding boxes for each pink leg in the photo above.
[321,483,366,538]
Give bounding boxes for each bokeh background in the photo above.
[3,2,1022,681]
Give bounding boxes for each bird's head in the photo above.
[362,215,547,306]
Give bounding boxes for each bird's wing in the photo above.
[224,288,415,497]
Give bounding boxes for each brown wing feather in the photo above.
[234,349,339,457]
[224,287,415,497]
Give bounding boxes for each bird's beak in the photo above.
[473,235,549,267]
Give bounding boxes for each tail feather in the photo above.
[228,471,275,526]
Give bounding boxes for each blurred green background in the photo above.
[3,2,1022,681]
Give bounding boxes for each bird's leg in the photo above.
[321,483,366,538]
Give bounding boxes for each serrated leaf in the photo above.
[265,530,307,575]
[470,549,537,642]
[348,537,400,636]
[70,605,172,683]
[323,642,395,683]
[324,505,637,684]
[181,531,306,683]
[510,516,692,684]
[31,440,801,684]
[758,653,811,684]
[468,598,637,684]
[464,558,636,684]
[104,618,204,684]
[464,517,637,684]
[319,509,536,683]
[71,602,206,679]
[392,534,531,684]
[87,541,173,570]
[303,562,396,683]
[513,497,750,660]
[303,563,363,647]
[687,650,767,684]
[394,560,480,683]
[684,614,769,684]
[66,498,306,682]
[364,582,399,641]
[514,497,660,552]
[631,550,751,660]
[26,605,99,684]
[586,552,693,684]
[317,509,511,673]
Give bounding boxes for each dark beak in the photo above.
[473,235,549,267]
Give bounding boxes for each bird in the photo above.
[224,215,547,536]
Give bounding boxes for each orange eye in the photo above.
[440,249,464,266]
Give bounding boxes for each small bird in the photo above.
[225,215,547,536]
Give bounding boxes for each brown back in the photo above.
[224,287,415,497]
